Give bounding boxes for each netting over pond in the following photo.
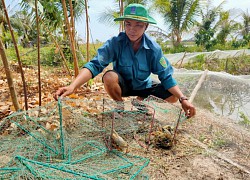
[165,49,250,64]
[0,96,185,179]
[172,69,250,121]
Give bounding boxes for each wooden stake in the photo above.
[172,69,209,143]
[61,0,79,77]
[189,69,209,103]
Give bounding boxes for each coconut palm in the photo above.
[215,11,239,45]
[10,10,37,47]
[241,9,250,47]
[98,0,148,31]
[19,0,85,40]
[194,0,224,50]
[19,0,86,76]
[241,9,250,36]
[153,0,200,47]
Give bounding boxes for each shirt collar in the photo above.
[120,32,150,50]
[141,34,150,49]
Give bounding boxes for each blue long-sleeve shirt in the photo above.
[84,32,177,90]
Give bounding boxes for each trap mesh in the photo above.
[0,96,183,179]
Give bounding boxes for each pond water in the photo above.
[173,69,250,122]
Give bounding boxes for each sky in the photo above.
[4,0,250,42]
[75,0,250,43]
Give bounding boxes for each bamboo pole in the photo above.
[119,0,124,32]
[0,38,20,111]
[84,0,90,62]
[69,0,75,45]
[61,0,79,77]
[35,0,41,106]
[1,0,28,110]
[69,0,79,65]
[189,69,209,103]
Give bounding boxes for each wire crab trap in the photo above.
[135,95,187,149]
[0,98,150,179]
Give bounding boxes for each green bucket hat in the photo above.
[114,3,157,24]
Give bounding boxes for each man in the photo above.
[54,3,196,118]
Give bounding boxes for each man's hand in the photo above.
[181,100,196,118]
[53,86,75,101]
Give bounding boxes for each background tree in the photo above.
[11,10,37,47]
[231,9,250,48]
[19,0,85,47]
[241,10,250,46]
[153,0,200,47]
[97,0,148,33]
[0,1,12,49]
[194,1,224,50]
[215,11,239,45]
[19,0,86,76]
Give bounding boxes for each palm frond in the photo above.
[181,0,200,32]
[97,7,119,27]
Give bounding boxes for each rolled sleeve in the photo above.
[83,59,104,78]
[83,38,115,78]
[160,69,177,89]
[152,50,177,90]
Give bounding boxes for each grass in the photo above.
[239,112,250,126]
[182,53,250,75]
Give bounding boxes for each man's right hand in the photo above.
[53,86,75,101]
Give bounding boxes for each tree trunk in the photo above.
[172,29,182,47]
[176,34,182,45]
[2,0,28,110]
[0,38,20,111]
[61,0,79,77]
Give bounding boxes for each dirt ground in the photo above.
[1,65,250,179]
[132,108,250,180]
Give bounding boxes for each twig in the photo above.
[174,52,187,67]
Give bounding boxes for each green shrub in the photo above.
[184,54,206,70]
[239,112,250,126]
